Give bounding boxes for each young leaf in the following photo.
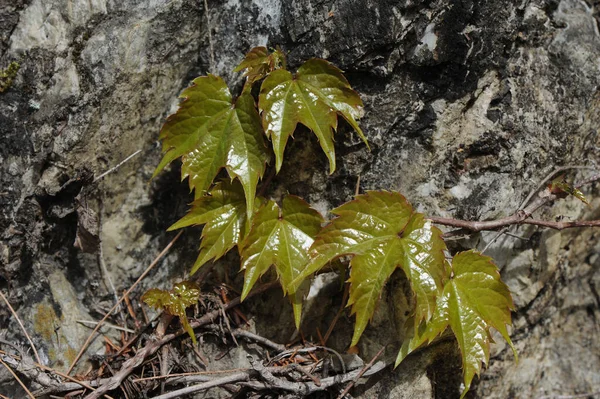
[168,180,251,274]
[142,281,200,344]
[154,75,270,218]
[141,288,172,310]
[396,251,516,399]
[258,59,367,174]
[548,177,589,205]
[234,46,286,85]
[240,196,324,328]
[295,191,447,345]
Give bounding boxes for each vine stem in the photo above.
[518,165,595,209]
[67,231,183,375]
[430,172,600,234]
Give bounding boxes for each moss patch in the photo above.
[0,62,19,93]
[33,303,58,342]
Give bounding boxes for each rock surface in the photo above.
[1,0,599,398]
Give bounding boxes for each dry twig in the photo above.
[132,368,250,383]
[0,358,35,399]
[68,231,183,375]
[97,200,125,323]
[0,291,41,365]
[270,346,346,373]
[93,150,142,183]
[0,349,113,399]
[323,282,350,345]
[146,358,386,399]
[336,346,385,399]
[77,320,135,334]
[150,371,249,399]
[202,325,286,352]
[83,281,279,399]
[538,391,600,399]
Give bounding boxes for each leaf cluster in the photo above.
[151,47,517,397]
[142,281,200,344]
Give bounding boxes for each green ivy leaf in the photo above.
[396,251,516,398]
[154,75,270,219]
[141,288,172,310]
[294,191,447,346]
[234,46,286,85]
[168,180,252,274]
[258,59,367,173]
[142,281,200,344]
[399,213,449,325]
[548,177,589,205]
[240,196,324,328]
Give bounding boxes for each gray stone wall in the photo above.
[1,0,599,397]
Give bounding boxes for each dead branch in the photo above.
[270,346,346,373]
[539,391,600,399]
[0,358,35,399]
[83,281,279,399]
[336,346,385,399]
[68,230,183,375]
[231,328,286,351]
[238,360,386,394]
[0,349,114,399]
[150,371,250,399]
[133,368,250,383]
[202,325,287,352]
[146,359,387,399]
[0,292,42,365]
[31,378,107,397]
[0,347,57,390]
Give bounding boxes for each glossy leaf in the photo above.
[234,46,286,85]
[294,191,447,345]
[154,75,270,218]
[258,59,367,173]
[240,196,324,328]
[142,281,200,344]
[396,251,516,398]
[548,177,589,205]
[168,180,250,274]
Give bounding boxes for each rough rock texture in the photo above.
[1,0,599,398]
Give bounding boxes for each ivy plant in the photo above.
[150,46,517,397]
[142,281,200,344]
